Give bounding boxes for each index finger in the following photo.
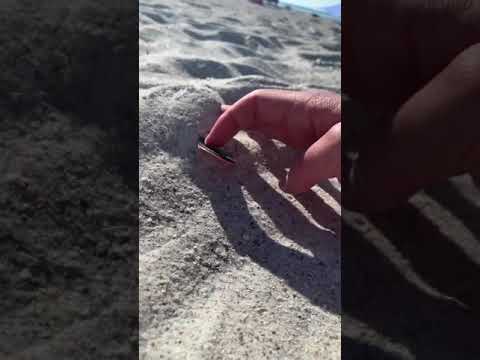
[204,89,340,149]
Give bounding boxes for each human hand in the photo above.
[343,0,480,211]
[205,89,341,194]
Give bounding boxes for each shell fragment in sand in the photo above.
[197,136,235,165]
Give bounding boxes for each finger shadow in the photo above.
[342,214,480,359]
[187,138,340,313]
[236,140,339,256]
[368,201,480,310]
[424,176,480,241]
[341,335,401,360]
[246,133,340,234]
[320,179,341,204]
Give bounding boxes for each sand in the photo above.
[1,2,138,358]
[343,174,480,359]
[139,0,341,359]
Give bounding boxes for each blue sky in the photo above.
[279,0,341,19]
[279,0,340,10]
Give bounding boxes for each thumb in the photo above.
[281,123,341,194]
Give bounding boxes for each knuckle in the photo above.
[249,89,264,99]
[304,92,326,110]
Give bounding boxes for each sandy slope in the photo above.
[1,2,138,358]
[139,0,341,359]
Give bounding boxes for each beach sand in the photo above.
[343,174,480,359]
[139,0,341,359]
[1,2,138,358]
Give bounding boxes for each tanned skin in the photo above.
[342,0,480,211]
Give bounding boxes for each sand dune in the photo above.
[139,0,340,359]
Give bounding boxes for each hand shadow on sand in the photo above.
[187,134,340,314]
[246,132,341,231]
[424,177,480,241]
[343,179,480,359]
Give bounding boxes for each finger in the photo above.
[347,43,480,211]
[205,92,257,147]
[205,93,255,147]
[205,89,340,149]
[281,123,341,194]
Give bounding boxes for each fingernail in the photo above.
[204,133,211,145]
